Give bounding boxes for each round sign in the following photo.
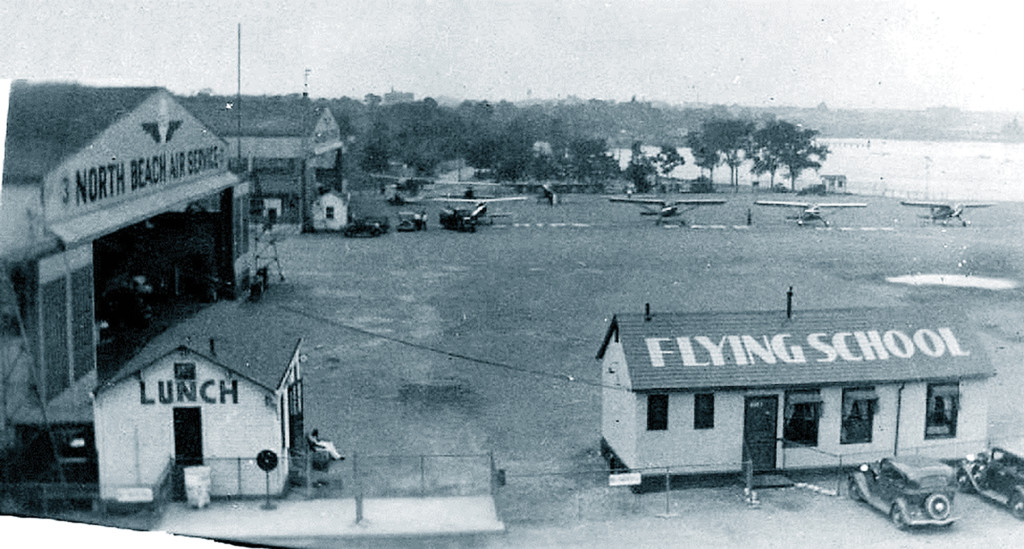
[256,449,278,472]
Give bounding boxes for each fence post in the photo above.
[305,450,312,499]
[837,455,843,496]
[488,451,496,497]
[354,452,363,524]
[237,457,243,495]
[420,455,426,497]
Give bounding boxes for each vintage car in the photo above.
[848,456,958,529]
[343,216,390,237]
[396,211,428,232]
[957,447,1024,518]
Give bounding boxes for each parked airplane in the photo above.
[606,196,727,225]
[432,197,528,232]
[755,200,868,226]
[371,174,502,205]
[899,200,993,226]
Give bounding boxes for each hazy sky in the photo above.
[2,0,1021,111]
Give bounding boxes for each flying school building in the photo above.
[597,308,995,476]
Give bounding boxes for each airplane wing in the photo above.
[666,198,727,206]
[431,196,528,204]
[960,203,994,209]
[606,196,668,206]
[815,203,868,208]
[900,200,948,208]
[754,200,812,208]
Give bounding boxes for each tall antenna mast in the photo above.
[304,68,311,98]
[236,23,242,165]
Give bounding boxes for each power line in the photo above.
[274,304,627,392]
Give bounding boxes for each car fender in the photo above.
[850,471,889,513]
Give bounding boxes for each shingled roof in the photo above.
[96,301,303,395]
[176,94,326,138]
[3,80,162,182]
[598,308,994,392]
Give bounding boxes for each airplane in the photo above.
[899,200,993,226]
[370,174,502,205]
[606,195,727,225]
[431,196,528,232]
[754,200,868,226]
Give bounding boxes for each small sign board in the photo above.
[115,487,154,503]
[608,472,642,487]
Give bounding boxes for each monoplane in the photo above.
[755,200,868,226]
[606,195,727,225]
[899,200,993,226]
[432,196,528,232]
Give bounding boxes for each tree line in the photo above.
[318,95,829,191]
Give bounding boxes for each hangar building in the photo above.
[598,308,994,476]
[178,94,345,231]
[0,81,249,490]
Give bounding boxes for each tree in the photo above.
[654,145,684,178]
[751,120,829,190]
[567,138,616,183]
[685,128,721,182]
[624,141,655,192]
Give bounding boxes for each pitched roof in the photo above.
[3,80,162,181]
[176,94,326,138]
[599,308,994,391]
[96,301,303,394]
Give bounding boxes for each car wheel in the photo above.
[925,493,951,520]
[956,470,976,493]
[890,503,909,530]
[1010,494,1024,520]
[848,478,863,501]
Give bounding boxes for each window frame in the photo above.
[840,387,877,445]
[693,393,714,430]
[647,394,669,431]
[783,390,822,447]
[925,382,959,440]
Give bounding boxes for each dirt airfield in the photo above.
[259,187,1024,522]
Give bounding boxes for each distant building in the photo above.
[311,191,349,232]
[598,307,993,477]
[383,87,414,105]
[820,174,848,193]
[179,95,345,232]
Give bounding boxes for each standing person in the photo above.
[307,429,344,460]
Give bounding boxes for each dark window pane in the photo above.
[925,383,958,439]
[647,394,668,431]
[694,393,714,429]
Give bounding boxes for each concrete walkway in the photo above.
[157,495,505,546]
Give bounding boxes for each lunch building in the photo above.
[597,307,995,477]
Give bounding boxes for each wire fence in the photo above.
[293,450,493,501]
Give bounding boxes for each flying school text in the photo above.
[644,328,968,367]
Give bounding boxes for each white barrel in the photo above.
[184,465,211,508]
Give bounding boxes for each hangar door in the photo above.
[743,396,778,473]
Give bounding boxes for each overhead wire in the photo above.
[274,304,629,392]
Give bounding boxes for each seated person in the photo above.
[307,429,344,461]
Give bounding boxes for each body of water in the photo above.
[616,138,1024,202]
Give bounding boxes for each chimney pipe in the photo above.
[644,303,651,322]
[786,287,793,319]
[209,337,216,356]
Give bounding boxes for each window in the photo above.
[174,362,196,380]
[647,394,669,431]
[694,393,714,429]
[926,383,958,439]
[784,390,821,446]
[326,206,335,220]
[841,387,878,444]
